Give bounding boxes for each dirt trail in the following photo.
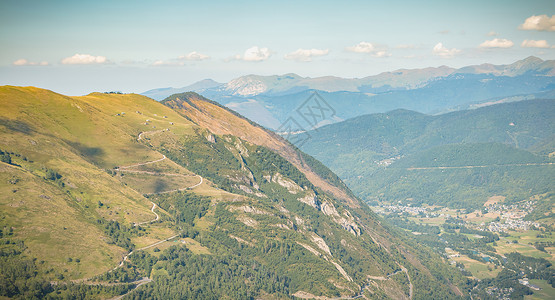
[135,202,159,226]
[142,175,203,196]
[406,162,553,170]
[108,277,152,300]
[137,130,164,141]
[118,155,167,170]
[113,234,179,271]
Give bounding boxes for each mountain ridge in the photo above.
[0,86,467,299]
[143,56,555,99]
[297,98,555,208]
[142,56,555,130]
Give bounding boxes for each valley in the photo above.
[297,98,555,299]
[370,193,555,299]
[3,1,555,299]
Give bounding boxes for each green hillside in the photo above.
[0,87,468,299]
[299,99,555,209]
[360,143,552,208]
[298,99,555,299]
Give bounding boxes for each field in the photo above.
[525,280,555,300]
[452,255,501,280]
[374,195,554,286]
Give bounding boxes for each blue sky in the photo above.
[1,0,554,95]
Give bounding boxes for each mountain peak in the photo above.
[505,55,549,75]
[521,55,543,63]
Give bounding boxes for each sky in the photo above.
[1,0,554,95]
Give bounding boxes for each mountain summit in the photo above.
[143,56,555,100]
[142,57,555,129]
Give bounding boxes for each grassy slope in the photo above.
[0,86,200,279]
[0,87,468,299]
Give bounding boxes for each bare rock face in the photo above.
[206,134,216,143]
[337,213,361,236]
[235,184,266,198]
[320,201,361,236]
[310,232,332,256]
[228,205,270,215]
[271,173,303,194]
[321,201,340,218]
[297,192,361,236]
[297,191,320,210]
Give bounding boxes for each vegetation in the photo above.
[0,86,472,299]
[127,246,291,299]
[299,99,555,210]
[150,191,211,227]
[1,150,12,165]
[96,219,145,252]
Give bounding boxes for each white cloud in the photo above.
[346,42,391,57]
[284,48,329,62]
[395,44,416,49]
[151,52,210,66]
[151,60,171,66]
[519,15,555,31]
[486,31,499,36]
[13,59,29,66]
[12,59,49,66]
[243,46,271,61]
[178,51,210,61]
[346,42,375,53]
[61,54,108,65]
[228,46,271,62]
[521,39,550,48]
[432,42,461,58]
[479,38,514,48]
[372,51,391,58]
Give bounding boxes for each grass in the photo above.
[132,226,176,249]
[0,87,206,279]
[151,267,169,277]
[495,239,552,260]
[484,196,506,206]
[451,255,501,280]
[0,163,125,280]
[525,279,555,300]
[0,86,491,298]
[117,172,200,195]
[181,237,211,255]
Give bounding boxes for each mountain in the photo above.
[142,79,221,101]
[0,86,467,299]
[142,57,555,130]
[297,99,555,209]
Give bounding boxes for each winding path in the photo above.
[108,277,153,300]
[118,155,167,170]
[406,162,554,171]
[112,234,179,272]
[137,130,164,142]
[134,202,159,226]
[363,265,412,300]
[142,175,203,196]
[85,131,203,297]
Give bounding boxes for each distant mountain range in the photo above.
[142,56,555,129]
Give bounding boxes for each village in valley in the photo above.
[371,194,555,299]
